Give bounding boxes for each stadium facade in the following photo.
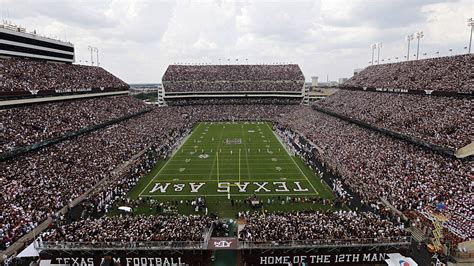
[0,22,74,63]
[160,64,307,106]
[35,237,412,266]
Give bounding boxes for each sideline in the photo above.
[138,128,194,196]
[266,123,319,196]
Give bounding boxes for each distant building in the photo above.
[317,81,338,87]
[129,83,161,94]
[338,78,348,84]
[311,76,319,87]
[307,88,339,103]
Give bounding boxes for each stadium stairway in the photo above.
[408,226,428,243]
[237,216,246,238]
[455,142,474,158]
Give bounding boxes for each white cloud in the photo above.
[1,0,471,83]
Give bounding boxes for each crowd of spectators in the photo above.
[0,103,297,250]
[81,131,188,217]
[342,54,473,93]
[2,94,472,251]
[2,100,472,249]
[162,65,304,93]
[275,106,472,240]
[166,97,301,106]
[313,90,473,150]
[0,58,129,95]
[41,215,214,242]
[3,53,473,257]
[0,106,189,250]
[1,96,148,152]
[164,81,304,92]
[163,64,304,82]
[239,211,408,242]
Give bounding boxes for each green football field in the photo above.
[136,122,332,199]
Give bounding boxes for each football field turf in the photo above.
[137,121,332,199]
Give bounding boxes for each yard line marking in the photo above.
[241,124,252,179]
[140,193,319,197]
[166,161,297,165]
[138,157,174,196]
[207,122,226,181]
[238,148,241,183]
[172,154,292,158]
[154,173,303,176]
[147,178,308,182]
[265,123,319,195]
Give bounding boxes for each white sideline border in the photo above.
[266,123,319,196]
[138,123,203,196]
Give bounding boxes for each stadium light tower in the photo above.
[370,43,377,65]
[376,42,382,65]
[415,31,423,60]
[406,34,414,61]
[88,46,94,66]
[94,47,100,66]
[468,18,473,54]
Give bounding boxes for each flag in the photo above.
[436,202,447,211]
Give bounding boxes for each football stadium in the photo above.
[1,3,473,266]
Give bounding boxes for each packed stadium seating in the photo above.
[165,97,301,106]
[1,107,184,250]
[0,58,129,97]
[2,56,472,262]
[3,101,471,250]
[0,104,297,250]
[239,211,408,242]
[163,64,305,81]
[163,81,304,92]
[41,215,215,242]
[1,96,148,152]
[275,106,472,240]
[342,54,473,93]
[162,64,304,92]
[313,90,473,150]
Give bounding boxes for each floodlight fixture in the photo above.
[406,34,414,61]
[468,18,473,53]
[415,31,424,60]
[87,46,94,66]
[93,47,99,66]
[376,42,382,64]
[370,43,377,65]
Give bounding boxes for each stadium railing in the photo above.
[311,106,456,157]
[239,237,412,249]
[36,237,412,251]
[0,109,151,161]
[35,241,206,251]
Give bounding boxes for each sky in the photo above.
[1,0,472,83]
